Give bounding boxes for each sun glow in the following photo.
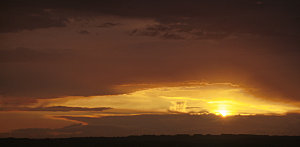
[218,110,228,117]
[37,83,300,117]
[212,102,231,117]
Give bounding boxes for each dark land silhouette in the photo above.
[1,134,300,147]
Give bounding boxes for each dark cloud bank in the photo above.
[0,0,300,105]
[1,114,300,138]
[1,0,300,36]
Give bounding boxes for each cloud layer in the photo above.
[0,106,111,112]
[3,114,300,138]
[0,0,300,106]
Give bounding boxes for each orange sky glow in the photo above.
[1,0,300,138]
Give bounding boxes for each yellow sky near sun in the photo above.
[36,83,300,117]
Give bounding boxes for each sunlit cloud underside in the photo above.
[37,83,300,117]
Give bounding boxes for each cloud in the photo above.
[2,0,300,38]
[130,23,230,40]
[3,114,300,138]
[0,0,300,106]
[0,5,68,33]
[0,47,71,63]
[96,22,120,28]
[78,30,90,35]
[0,106,111,112]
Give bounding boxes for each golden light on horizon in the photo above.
[218,110,228,117]
[37,83,300,117]
[212,102,231,117]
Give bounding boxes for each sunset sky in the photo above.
[1,0,300,138]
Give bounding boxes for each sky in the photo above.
[1,0,300,138]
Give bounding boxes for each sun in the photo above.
[218,110,228,117]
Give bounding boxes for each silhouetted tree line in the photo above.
[1,134,300,147]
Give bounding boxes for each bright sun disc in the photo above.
[218,110,228,117]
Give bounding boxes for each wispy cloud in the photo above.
[0,106,111,112]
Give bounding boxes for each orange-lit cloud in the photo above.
[37,83,300,117]
[0,106,111,112]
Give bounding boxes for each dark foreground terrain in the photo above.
[1,134,300,147]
